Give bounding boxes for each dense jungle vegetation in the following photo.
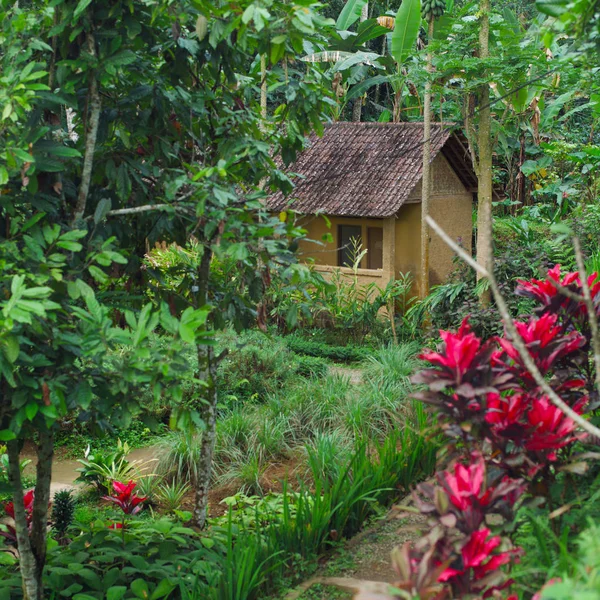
[2,0,600,599]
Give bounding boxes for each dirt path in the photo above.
[23,445,162,496]
[282,509,425,600]
[329,365,363,385]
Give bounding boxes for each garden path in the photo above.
[328,365,363,385]
[23,445,160,496]
[283,506,425,599]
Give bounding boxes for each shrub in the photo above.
[156,480,191,514]
[285,335,369,362]
[533,522,600,599]
[0,423,439,600]
[157,430,203,485]
[51,490,76,545]
[357,264,600,599]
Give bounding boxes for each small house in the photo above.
[268,122,477,293]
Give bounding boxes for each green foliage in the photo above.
[540,522,600,599]
[55,419,161,459]
[391,0,421,66]
[363,342,422,391]
[285,335,370,362]
[51,489,76,543]
[156,481,191,514]
[217,330,329,404]
[0,444,32,502]
[0,419,439,600]
[157,431,203,486]
[0,517,222,599]
[75,440,156,495]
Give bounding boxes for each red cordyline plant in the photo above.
[104,481,146,532]
[103,480,146,515]
[1,490,35,544]
[352,267,598,600]
[413,267,596,482]
[415,452,525,534]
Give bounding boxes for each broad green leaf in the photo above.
[391,0,420,66]
[43,145,82,158]
[56,241,83,252]
[1,104,12,121]
[355,20,391,45]
[73,0,93,21]
[536,0,569,17]
[3,336,20,363]
[94,198,112,223]
[130,579,150,599]
[346,75,388,100]
[336,0,368,31]
[149,580,176,600]
[242,5,255,24]
[195,15,208,40]
[89,265,108,283]
[106,587,127,600]
[0,166,7,185]
[0,430,16,441]
[21,212,46,232]
[25,402,38,421]
[67,281,81,300]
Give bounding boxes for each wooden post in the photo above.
[383,216,396,286]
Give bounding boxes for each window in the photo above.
[338,224,362,267]
[367,227,383,270]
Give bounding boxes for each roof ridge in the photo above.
[323,121,456,127]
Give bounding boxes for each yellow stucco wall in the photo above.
[298,215,385,270]
[296,152,474,292]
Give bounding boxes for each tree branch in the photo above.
[85,203,194,220]
[426,215,600,439]
[573,236,600,398]
[72,31,101,225]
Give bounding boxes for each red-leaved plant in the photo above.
[103,481,146,516]
[1,490,35,545]
[356,267,599,600]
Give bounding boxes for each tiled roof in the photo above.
[268,122,458,218]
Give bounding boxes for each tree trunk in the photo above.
[30,431,53,595]
[72,31,100,224]
[192,246,217,529]
[193,343,218,529]
[476,0,493,305]
[7,441,38,600]
[260,54,268,124]
[420,17,435,299]
[352,2,369,122]
[517,132,526,208]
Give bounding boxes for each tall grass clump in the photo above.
[363,341,421,391]
[197,415,440,600]
[157,429,203,484]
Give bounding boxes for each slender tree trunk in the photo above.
[420,17,435,299]
[7,440,38,600]
[72,31,100,224]
[517,132,526,208]
[352,2,369,122]
[260,54,268,123]
[193,246,217,529]
[476,0,492,305]
[30,431,53,594]
[193,343,218,529]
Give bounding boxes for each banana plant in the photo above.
[302,0,423,120]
